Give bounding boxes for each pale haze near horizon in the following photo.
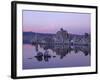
[23,10,91,35]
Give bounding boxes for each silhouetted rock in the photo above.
[35,52,43,61]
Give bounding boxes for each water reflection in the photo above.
[34,51,56,62]
[31,42,90,62]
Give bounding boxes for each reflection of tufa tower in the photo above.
[56,28,68,42]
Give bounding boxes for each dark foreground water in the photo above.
[23,44,90,69]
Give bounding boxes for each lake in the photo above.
[23,44,90,69]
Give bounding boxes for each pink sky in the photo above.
[23,10,91,35]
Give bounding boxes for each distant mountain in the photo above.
[23,32,56,44]
[23,32,55,36]
[23,32,35,36]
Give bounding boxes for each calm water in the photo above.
[23,44,90,69]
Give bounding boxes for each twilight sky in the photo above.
[23,10,91,35]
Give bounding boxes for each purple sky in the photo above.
[23,10,91,35]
